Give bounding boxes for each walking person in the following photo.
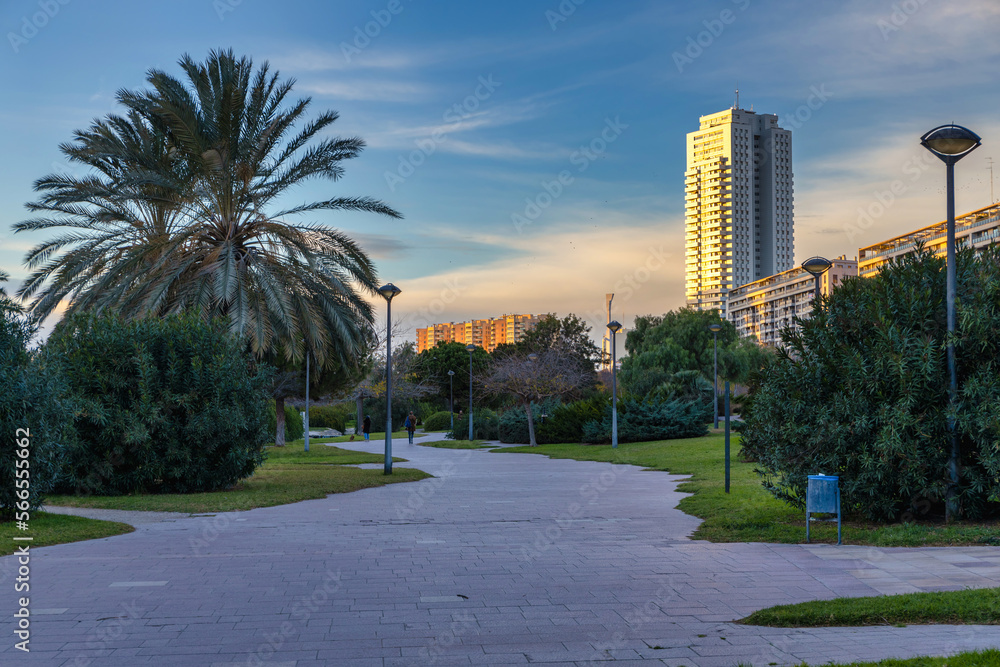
[404,411,417,444]
[362,415,371,441]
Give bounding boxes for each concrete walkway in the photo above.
[2,432,999,666]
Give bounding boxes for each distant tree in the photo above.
[516,313,602,371]
[620,308,771,395]
[414,341,490,410]
[481,348,592,446]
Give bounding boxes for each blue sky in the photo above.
[2,0,999,341]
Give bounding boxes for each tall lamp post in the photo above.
[607,321,622,448]
[707,322,722,429]
[447,370,455,431]
[801,256,833,303]
[466,344,476,441]
[921,123,981,522]
[377,283,402,475]
[304,348,310,452]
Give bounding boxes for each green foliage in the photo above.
[268,403,304,442]
[422,411,454,431]
[537,395,606,444]
[414,341,490,409]
[741,247,1000,521]
[308,404,351,431]
[14,49,394,381]
[448,409,499,441]
[47,312,272,496]
[498,398,562,444]
[515,313,602,371]
[582,397,708,444]
[0,299,68,519]
[621,308,772,392]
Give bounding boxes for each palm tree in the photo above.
[15,49,401,444]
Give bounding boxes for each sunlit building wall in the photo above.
[416,314,540,353]
[727,257,857,347]
[858,202,1000,278]
[685,107,794,316]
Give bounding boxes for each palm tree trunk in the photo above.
[275,396,286,447]
[525,402,537,447]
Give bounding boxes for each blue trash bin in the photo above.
[806,474,841,545]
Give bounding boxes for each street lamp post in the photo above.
[304,349,310,453]
[466,344,476,441]
[707,322,722,429]
[607,321,622,448]
[921,124,982,522]
[377,283,402,475]
[801,256,834,303]
[448,370,455,431]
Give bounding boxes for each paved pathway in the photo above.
[2,433,999,666]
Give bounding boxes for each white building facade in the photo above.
[727,257,858,347]
[685,107,795,316]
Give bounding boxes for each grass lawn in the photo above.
[791,650,1000,666]
[740,587,1000,627]
[44,444,430,513]
[0,512,133,557]
[417,439,496,449]
[495,434,1000,547]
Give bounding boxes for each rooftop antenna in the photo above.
[734,83,739,110]
[988,157,995,204]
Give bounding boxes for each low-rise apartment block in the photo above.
[727,257,858,346]
[858,202,1000,278]
[416,314,540,353]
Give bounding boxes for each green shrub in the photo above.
[741,247,1000,521]
[0,301,69,519]
[448,408,498,441]
[422,411,454,431]
[308,404,350,431]
[582,397,707,444]
[537,395,605,444]
[47,312,272,496]
[267,403,304,442]
[498,398,561,444]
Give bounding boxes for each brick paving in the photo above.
[2,433,999,666]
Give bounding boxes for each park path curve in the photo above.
[2,432,999,666]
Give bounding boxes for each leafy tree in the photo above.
[415,341,490,411]
[13,49,398,444]
[515,313,602,373]
[47,312,272,496]
[741,247,1000,522]
[0,283,68,519]
[621,308,771,395]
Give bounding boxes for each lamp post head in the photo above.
[707,322,723,334]
[801,256,833,276]
[377,283,402,302]
[448,370,455,376]
[921,124,981,164]
[527,353,538,363]
[465,344,476,353]
[607,320,622,334]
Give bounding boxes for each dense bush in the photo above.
[308,404,350,432]
[448,408,499,441]
[0,301,69,519]
[498,398,561,444]
[582,397,708,444]
[538,395,605,444]
[741,248,1000,521]
[268,403,304,442]
[422,411,454,431]
[48,313,272,495]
